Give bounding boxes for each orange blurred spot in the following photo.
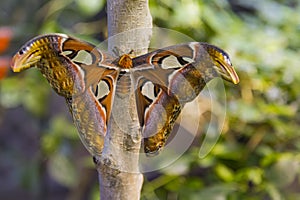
[0,57,11,80]
[0,27,13,54]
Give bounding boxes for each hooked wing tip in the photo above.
[11,54,23,72]
[144,144,162,156]
[205,44,239,85]
[11,52,40,72]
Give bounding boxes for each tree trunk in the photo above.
[96,0,152,199]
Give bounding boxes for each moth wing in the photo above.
[132,42,233,155]
[12,34,119,157]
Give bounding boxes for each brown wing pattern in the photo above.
[11,34,119,157]
[132,43,239,155]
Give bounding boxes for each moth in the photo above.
[11,34,239,156]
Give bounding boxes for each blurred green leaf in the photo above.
[236,167,264,186]
[49,115,78,139]
[215,164,234,182]
[0,77,23,108]
[265,183,283,200]
[75,0,105,16]
[180,184,237,200]
[41,115,78,155]
[48,153,78,187]
[265,154,299,188]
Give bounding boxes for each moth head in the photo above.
[117,54,133,69]
[204,44,239,84]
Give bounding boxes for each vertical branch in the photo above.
[107,0,152,56]
[96,0,152,199]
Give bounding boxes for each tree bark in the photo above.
[96,0,152,199]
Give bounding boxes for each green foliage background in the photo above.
[0,0,299,199]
